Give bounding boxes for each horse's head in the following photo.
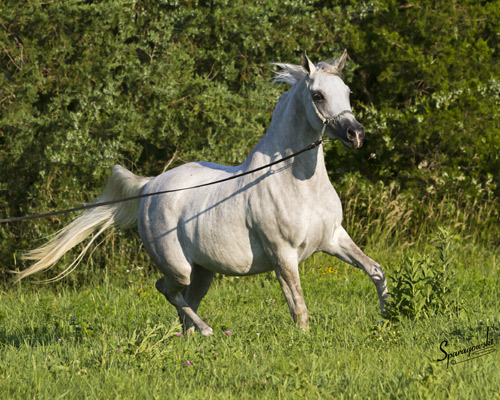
[301,51,365,149]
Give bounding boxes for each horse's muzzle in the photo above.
[344,125,365,149]
[325,117,365,149]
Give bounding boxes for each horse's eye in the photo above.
[312,92,324,102]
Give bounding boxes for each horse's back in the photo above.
[149,161,238,189]
[138,160,240,232]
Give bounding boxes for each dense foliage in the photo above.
[1,0,499,278]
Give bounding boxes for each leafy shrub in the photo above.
[383,228,461,321]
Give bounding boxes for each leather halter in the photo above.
[305,76,353,136]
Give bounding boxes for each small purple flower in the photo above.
[225,330,231,336]
[117,349,122,354]
[196,348,201,352]
[185,361,192,366]
[176,333,182,337]
[58,338,62,342]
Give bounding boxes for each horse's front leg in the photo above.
[274,254,309,331]
[325,226,388,313]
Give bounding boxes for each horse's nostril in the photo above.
[347,127,356,141]
[347,126,365,142]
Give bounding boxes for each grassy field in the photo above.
[0,230,499,399]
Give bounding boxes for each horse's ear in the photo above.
[332,49,348,72]
[301,51,316,75]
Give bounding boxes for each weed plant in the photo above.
[383,227,462,321]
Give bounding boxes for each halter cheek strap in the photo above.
[306,76,353,136]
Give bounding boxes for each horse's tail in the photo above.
[14,165,151,282]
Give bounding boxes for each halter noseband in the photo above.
[306,76,353,136]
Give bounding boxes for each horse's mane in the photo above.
[272,61,341,85]
[272,63,306,85]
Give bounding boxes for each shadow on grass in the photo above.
[449,321,500,343]
[0,321,92,348]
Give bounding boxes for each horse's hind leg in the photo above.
[155,273,214,336]
[326,226,388,313]
[181,265,215,335]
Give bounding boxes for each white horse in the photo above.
[16,52,388,335]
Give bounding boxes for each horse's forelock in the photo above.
[316,62,342,77]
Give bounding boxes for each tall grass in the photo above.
[339,175,499,249]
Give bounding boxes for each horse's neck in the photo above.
[244,80,325,180]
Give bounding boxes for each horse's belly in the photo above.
[187,221,273,276]
[199,254,274,276]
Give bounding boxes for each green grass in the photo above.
[1,236,499,399]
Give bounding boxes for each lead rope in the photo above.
[0,139,324,224]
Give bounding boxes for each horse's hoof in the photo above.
[185,326,196,336]
[297,321,309,332]
[199,326,213,337]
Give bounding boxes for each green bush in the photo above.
[1,0,499,279]
[383,228,462,321]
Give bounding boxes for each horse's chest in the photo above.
[250,180,342,248]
